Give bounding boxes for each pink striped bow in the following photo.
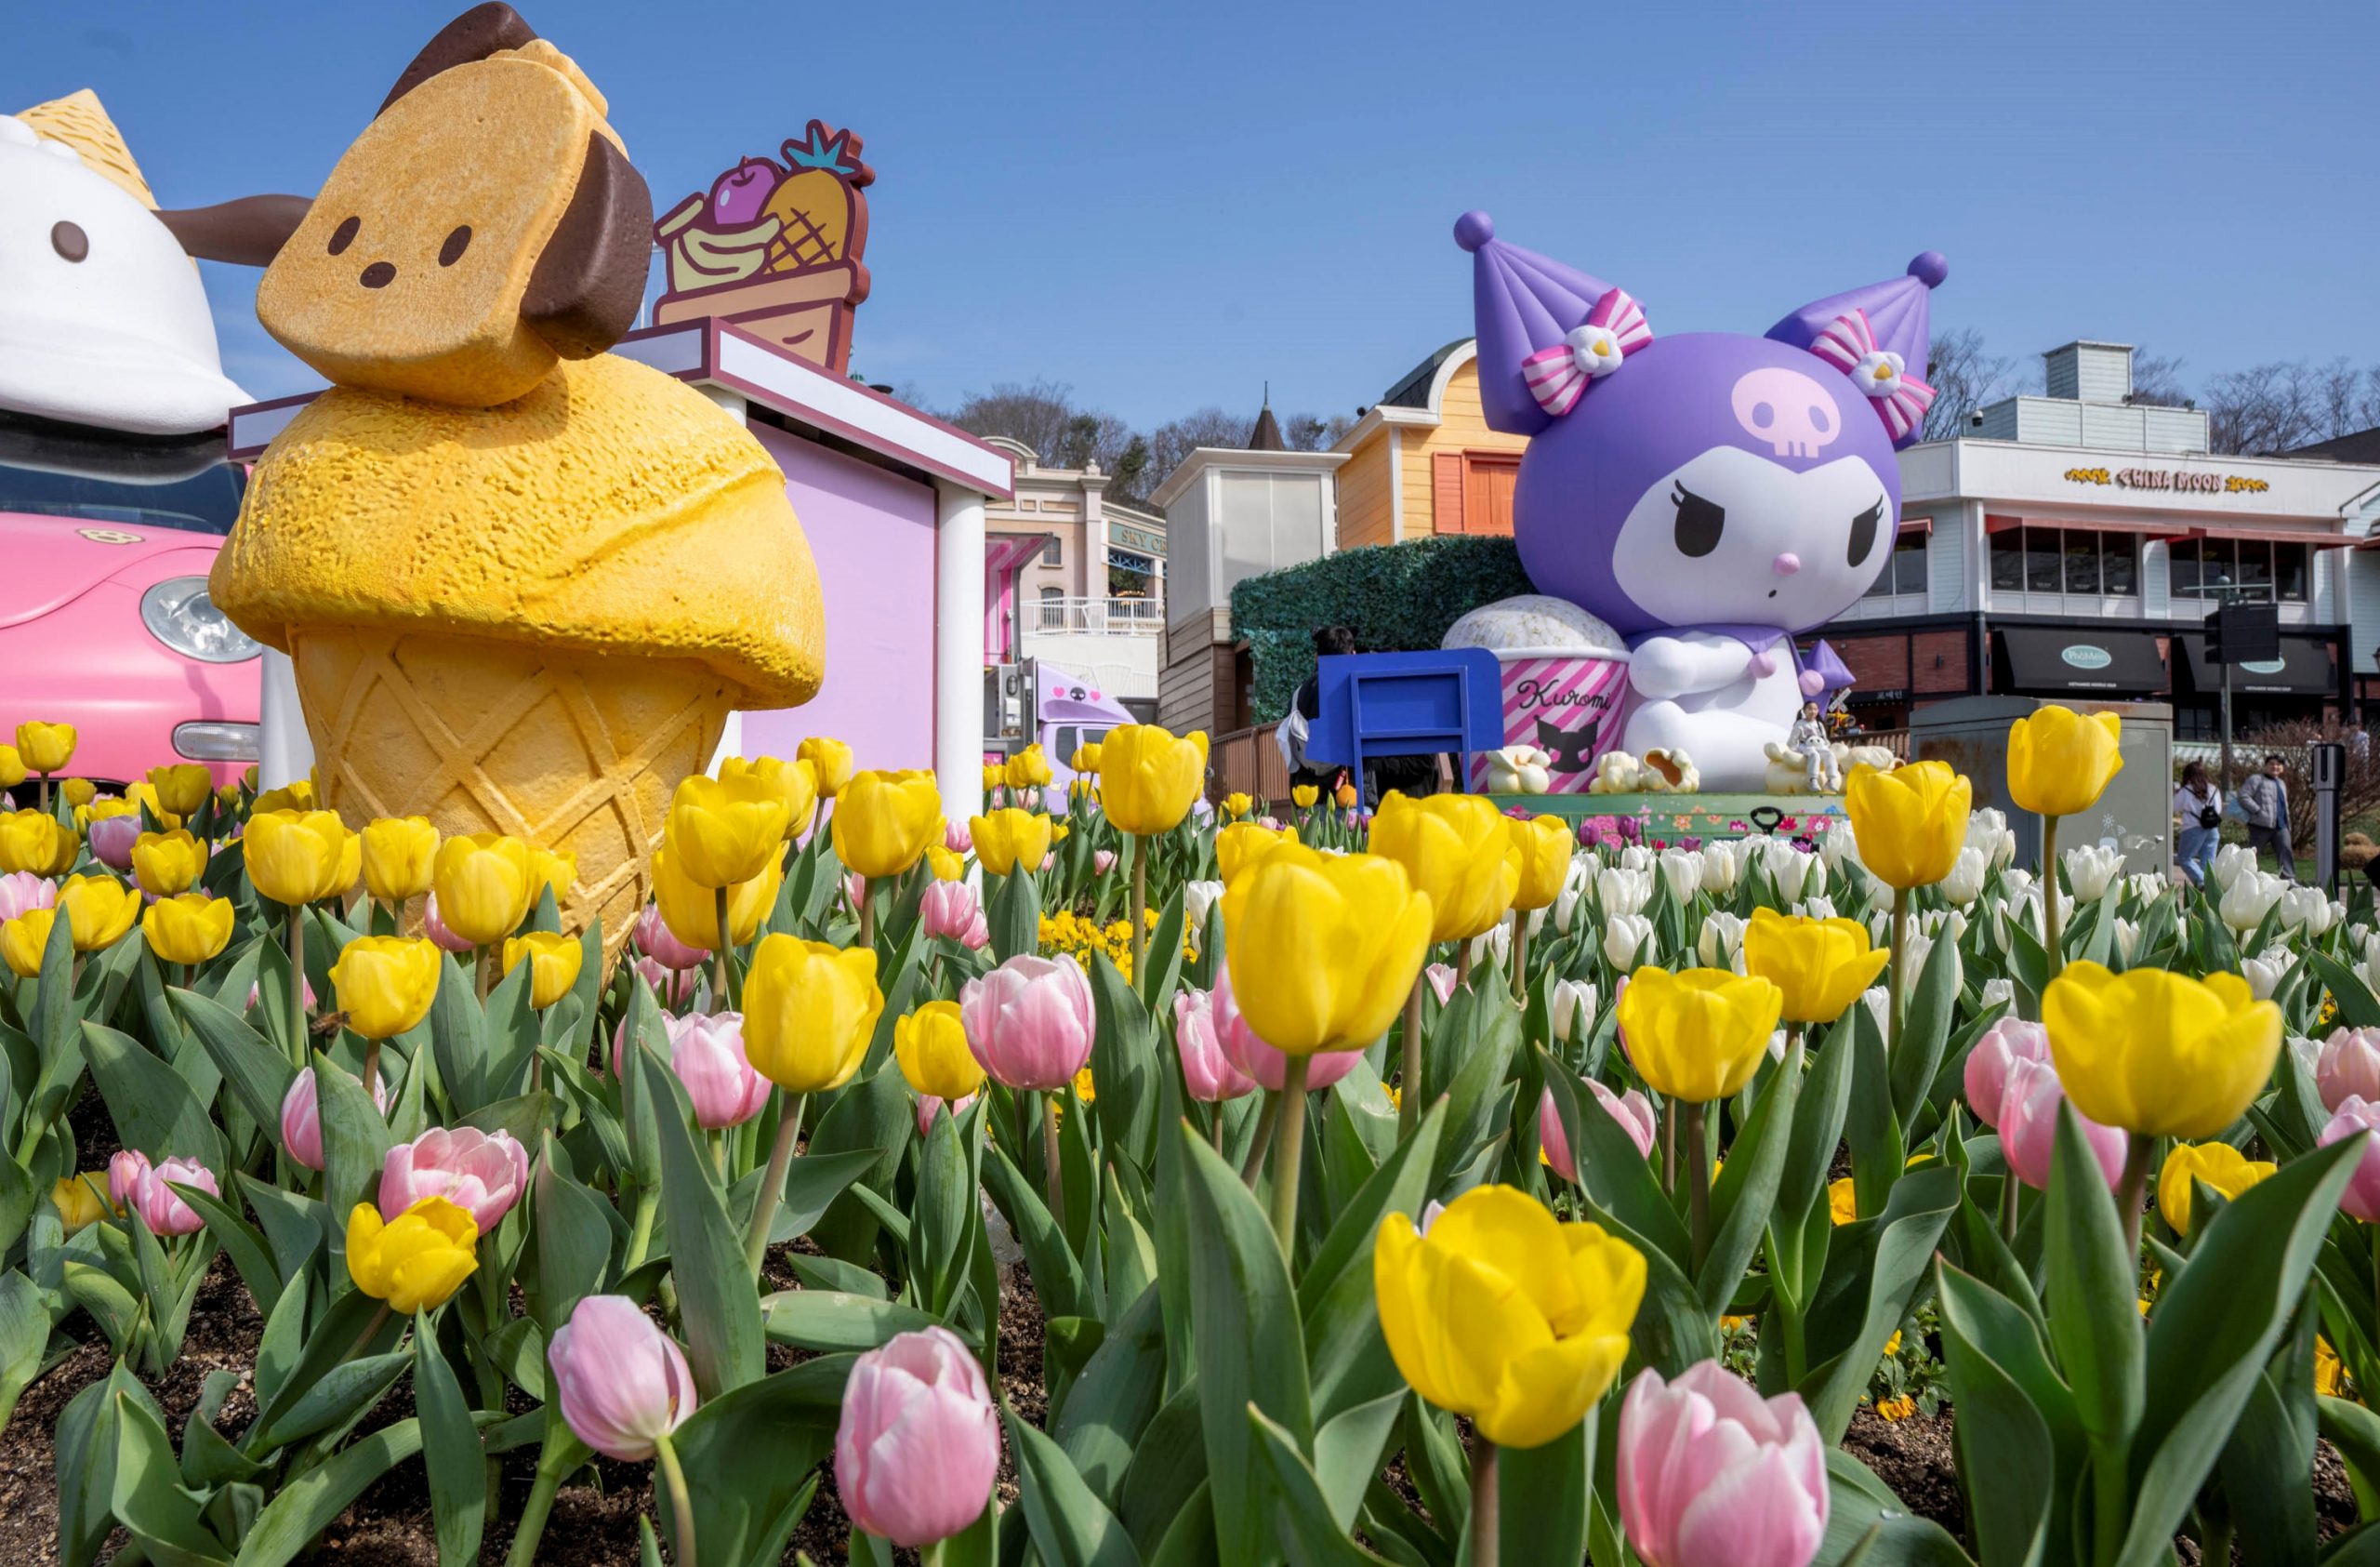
[1808,309,1937,442]
[1519,287,1653,416]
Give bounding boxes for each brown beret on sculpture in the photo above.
[211,4,826,963]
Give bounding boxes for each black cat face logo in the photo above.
[1536,717,1600,774]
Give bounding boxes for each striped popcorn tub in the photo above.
[1468,644,1632,794]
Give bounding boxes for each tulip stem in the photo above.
[285,906,307,1071]
[742,1092,807,1281]
[1661,1098,1678,1200]
[1130,834,1149,980]
[1238,1094,1279,1186]
[1269,1054,1309,1261]
[1509,914,1528,1006]
[1043,1095,1066,1230]
[712,886,734,1009]
[503,1420,574,1567]
[2042,813,2065,988]
[1398,976,1425,1139]
[360,1040,380,1104]
[2116,1132,2152,1260]
[1887,886,1910,1066]
[2002,1163,2021,1243]
[858,882,875,953]
[1467,1436,1500,1567]
[654,1431,698,1567]
[1686,1102,1712,1272]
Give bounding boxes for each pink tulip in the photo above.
[280,1066,390,1172]
[548,1295,697,1461]
[1423,963,1458,1006]
[959,910,990,950]
[943,820,972,856]
[1618,1361,1829,1567]
[613,1002,683,1080]
[88,812,140,870]
[109,1151,216,1236]
[843,871,866,910]
[1172,987,1258,1102]
[1257,815,1285,832]
[0,871,55,921]
[835,1326,1001,1547]
[960,954,1094,1091]
[1964,1016,2050,1130]
[668,1012,770,1129]
[1212,958,1364,1092]
[1093,849,1117,875]
[917,1091,977,1139]
[2320,1096,2380,1222]
[1998,1057,2125,1192]
[108,1149,150,1213]
[635,902,707,968]
[378,1126,528,1233]
[1038,852,1056,873]
[247,975,318,1013]
[1539,1078,1658,1180]
[423,893,476,955]
[919,881,983,945]
[2319,1029,2380,1114]
[633,953,699,1010]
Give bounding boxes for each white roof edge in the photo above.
[1149,445,1351,510]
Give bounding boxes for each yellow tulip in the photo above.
[742,935,884,1093]
[1740,908,1893,1025]
[799,737,855,797]
[1,910,56,976]
[144,764,213,819]
[61,777,96,808]
[1291,784,1319,810]
[49,1173,112,1233]
[501,931,584,1009]
[329,936,443,1039]
[653,844,781,951]
[1222,791,1253,820]
[528,848,575,913]
[924,844,964,883]
[2158,1141,2276,1235]
[1005,744,1052,791]
[1614,967,1782,1102]
[0,747,21,789]
[2008,706,2124,819]
[832,770,943,880]
[346,1197,478,1311]
[1221,846,1433,1056]
[245,809,352,908]
[721,755,820,840]
[1370,791,1521,943]
[1216,821,1297,884]
[15,722,75,774]
[970,808,1052,876]
[1844,761,1972,891]
[0,811,77,876]
[1510,817,1577,912]
[118,782,182,831]
[666,774,790,888]
[131,830,208,897]
[360,817,439,902]
[1374,1186,1644,1449]
[335,832,363,899]
[894,999,985,1102]
[429,834,537,947]
[1828,1176,1858,1226]
[58,874,139,952]
[253,780,316,815]
[1072,742,1104,775]
[1100,724,1209,836]
[982,764,1006,793]
[2044,962,2281,1139]
[142,893,234,967]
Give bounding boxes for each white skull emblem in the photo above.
[1730,367,1840,458]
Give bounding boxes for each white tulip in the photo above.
[1659,848,1705,904]
[2002,868,2036,903]
[1903,926,1962,995]
[1183,880,1224,933]
[2241,951,2295,1000]
[2062,844,2122,903]
[2288,1033,2321,1080]
[1819,825,1864,874]
[1619,845,1654,873]
[1964,807,2016,870]
[2211,843,2257,894]
[1554,883,1589,936]
[1598,866,1654,920]
[1699,839,1749,896]
[2219,870,2285,935]
[2352,923,2373,955]
[1469,921,1512,971]
[1860,986,1892,1036]
[1794,896,1839,923]
[2363,935,2380,996]
[1766,1027,1790,1063]
[2112,916,2141,964]
[1698,911,1748,973]
[1762,843,1817,906]
[1980,977,2016,1012]
[2122,872,2171,907]
[2277,885,2336,938]
[1942,847,1990,909]
[1552,978,1596,1043]
[1603,914,1654,971]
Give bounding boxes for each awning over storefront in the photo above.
[2175,633,2336,696]
[2173,525,2355,551]
[1994,626,2168,694]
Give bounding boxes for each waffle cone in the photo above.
[289,627,732,969]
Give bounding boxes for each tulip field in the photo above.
[3,708,2379,1566]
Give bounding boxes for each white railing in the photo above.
[1029,596,1165,635]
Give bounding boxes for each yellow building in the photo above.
[1331,339,1529,548]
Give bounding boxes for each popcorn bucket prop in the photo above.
[1470,646,1631,794]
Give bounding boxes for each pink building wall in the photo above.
[742,424,938,773]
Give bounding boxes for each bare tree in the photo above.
[2124,350,2190,407]
[943,379,1138,473]
[1145,406,1260,493]
[1921,326,2016,441]
[1284,412,1356,451]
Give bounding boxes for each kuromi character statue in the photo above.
[1456,211,1944,791]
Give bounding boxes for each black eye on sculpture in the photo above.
[50,221,88,262]
[328,216,361,256]
[1672,482,1725,558]
[1847,498,1884,564]
[439,226,471,266]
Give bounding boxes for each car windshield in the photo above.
[0,417,245,536]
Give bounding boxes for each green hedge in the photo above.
[1230,535,1533,723]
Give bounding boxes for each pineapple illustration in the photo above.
[760,122,871,273]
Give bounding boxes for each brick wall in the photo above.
[1911,631,1969,694]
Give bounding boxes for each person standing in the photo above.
[2239,752,2298,882]
[2172,761,2221,889]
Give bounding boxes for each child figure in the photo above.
[1788,700,1837,792]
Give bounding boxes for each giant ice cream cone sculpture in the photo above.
[209,6,823,965]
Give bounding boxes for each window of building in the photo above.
[2167,538,2308,603]
[1863,532,1928,598]
[1989,525,2143,599]
[1040,536,1063,565]
[1038,585,1064,627]
[1990,528,2023,593]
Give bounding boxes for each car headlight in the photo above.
[139,577,261,664]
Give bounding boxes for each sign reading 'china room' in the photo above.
[2063,466,2271,495]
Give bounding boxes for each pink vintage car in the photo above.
[0,421,259,789]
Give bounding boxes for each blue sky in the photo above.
[7,1,2373,429]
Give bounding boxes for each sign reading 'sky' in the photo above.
[653,122,875,375]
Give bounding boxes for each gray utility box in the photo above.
[1908,697,2174,877]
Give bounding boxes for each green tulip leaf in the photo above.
[168,986,296,1138]
[638,1042,764,1398]
[1494,1409,1592,1567]
[1246,1403,1398,1565]
[760,1290,950,1352]
[1541,1047,1689,1268]
[415,1314,487,1567]
[1701,1034,1803,1316]
[1813,1448,1976,1565]
[82,1020,226,1172]
[1299,1099,1445,1423]
[1887,923,1963,1129]
[1937,1263,2077,1567]
[1054,1283,1168,1509]
[1798,1164,1959,1444]
[234,1414,426,1567]
[1008,1407,1145,1567]
[111,1388,232,1564]
[532,1132,615,1334]
[657,1355,850,1567]
[1844,1001,1906,1219]
[2043,1105,2143,1463]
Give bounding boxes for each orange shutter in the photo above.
[1463,456,1520,536]
[1433,452,1465,535]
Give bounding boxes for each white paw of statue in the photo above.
[1589,750,1642,794]
[1483,745,1553,795]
